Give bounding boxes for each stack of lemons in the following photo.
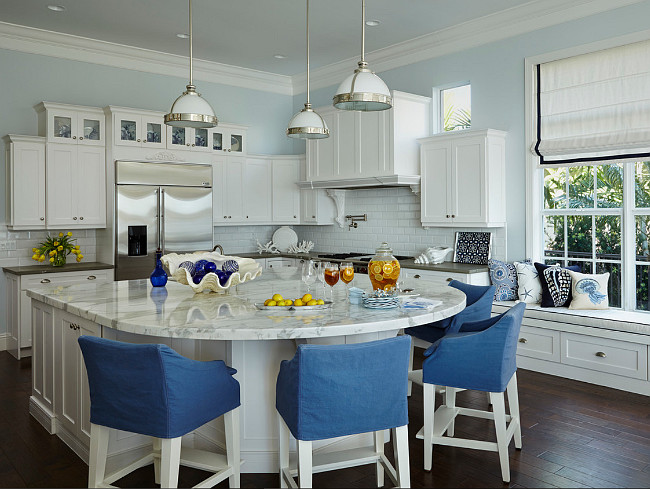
[264,293,325,307]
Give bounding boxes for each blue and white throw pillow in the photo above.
[568,271,610,310]
[488,259,519,301]
[515,261,542,304]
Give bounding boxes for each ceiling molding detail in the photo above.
[0,21,294,96]
[293,0,647,94]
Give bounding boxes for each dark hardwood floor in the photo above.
[1,350,649,488]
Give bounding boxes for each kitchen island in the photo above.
[26,269,465,473]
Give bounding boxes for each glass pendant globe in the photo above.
[287,105,330,139]
[164,85,218,128]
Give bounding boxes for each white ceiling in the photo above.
[0,0,532,76]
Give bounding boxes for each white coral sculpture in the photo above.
[256,239,280,254]
[287,241,314,254]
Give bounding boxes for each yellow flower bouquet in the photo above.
[32,231,84,267]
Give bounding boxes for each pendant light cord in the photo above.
[306,0,310,105]
[361,0,366,64]
[189,0,193,86]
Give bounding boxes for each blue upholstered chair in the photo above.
[419,303,526,483]
[78,336,241,488]
[276,336,411,488]
[405,280,495,394]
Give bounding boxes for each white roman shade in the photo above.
[535,39,650,165]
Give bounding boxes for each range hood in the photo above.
[297,174,420,192]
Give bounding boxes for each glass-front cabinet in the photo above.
[110,108,166,149]
[166,124,246,154]
[36,103,104,146]
[211,124,247,155]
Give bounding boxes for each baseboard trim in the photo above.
[29,396,57,434]
[0,333,9,351]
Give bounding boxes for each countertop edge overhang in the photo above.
[3,262,114,276]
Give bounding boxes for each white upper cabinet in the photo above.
[168,124,247,155]
[272,157,302,224]
[4,135,46,229]
[243,157,272,223]
[211,124,247,156]
[107,107,166,149]
[306,91,431,185]
[419,129,506,227]
[36,102,104,146]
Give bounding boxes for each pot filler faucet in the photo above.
[213,244,224,254]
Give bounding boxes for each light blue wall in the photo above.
[0,47,298,221]
[298,1,650,261]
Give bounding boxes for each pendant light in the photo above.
[164,0,217,128]
[287,0,329,139]
[333,0,392,111]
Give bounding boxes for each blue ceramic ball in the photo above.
[204,262,217,274]
[178,261,195,275]
[193,272,205,284]
[222,260,239,273]
[216,270,233,286]
[194,259,209,275]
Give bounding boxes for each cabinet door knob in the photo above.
[312,215,316,219]
[192,144,196,147]
[595,351,607,358]
[80,217,84,220]
[143,140,147,143]
[79,136,84,140]
[69,323,74,330]
[137,138,141,142]
[446,215,450,218]
[518,338,528,344]
[41,279,51,284]
[414,274,421,279]
[73,217,78,220]
[72,136,77,140]
[87,275,96,280]
[228,149,232,152]
[446,278,453,282]
[452,215,456,218]
[187,143,191,146]
[40,217,45,221]
[223,215,227,219]
[246,216,249,218]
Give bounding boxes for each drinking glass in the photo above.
[301,260,317,293]
[340,262,354,300]
[316,261,329,298]
[324,263,340,302]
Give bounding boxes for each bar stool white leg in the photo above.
[278,415,290,488]
[374,430,384,487]
[88,424,109,488]
[423,383,436,471]
[297,440,313,488]
[153,437,161,485]
[225,407,241,488]
[445,387,457,437]
[490,392,511,483]
[506,373,522,449]
[394,425,411,488]
[160,437,182,488]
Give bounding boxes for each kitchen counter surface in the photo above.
[3,262,114,276]
[26,268,465,341]
[236,252,487,274]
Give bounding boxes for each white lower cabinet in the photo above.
[5,269,112,360]
[55,310,100,447]
[265,257,298,270]
[31,300,55,431]
[404,267,490,287]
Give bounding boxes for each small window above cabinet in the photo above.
[36,102,104,146]
[107,107,166,149]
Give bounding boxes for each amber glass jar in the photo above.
[368,242,400,291]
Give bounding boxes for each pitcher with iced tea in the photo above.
[368,242,400,291]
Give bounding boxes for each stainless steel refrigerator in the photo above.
[115,160,213,281]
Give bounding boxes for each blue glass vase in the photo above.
[150,249,168,287]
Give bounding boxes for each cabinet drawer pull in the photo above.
[41,279,51,284]
[595,351,607,358]
[40,217,45,221]
[414,274,421,279]
[446,278,453,282]
[87,275,96,280]
[518,338,528,344]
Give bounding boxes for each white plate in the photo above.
[272,226,298,252]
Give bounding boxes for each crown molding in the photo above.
[0,22,294,96]
[293,0,647,94]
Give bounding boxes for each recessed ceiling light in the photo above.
[176,33,190,39]
[365,20,381,27]
[47,5,66,12]
[274,54,287,59]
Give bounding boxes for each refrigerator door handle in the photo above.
[155,187,161,250]
[160,188,166,252]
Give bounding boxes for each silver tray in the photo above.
[255,301,333,311]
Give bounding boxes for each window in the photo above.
[440,84,471,132]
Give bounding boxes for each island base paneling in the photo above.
[29,301,396,473]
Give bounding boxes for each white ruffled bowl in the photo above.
[161,251,263,293]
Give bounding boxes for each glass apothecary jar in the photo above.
[368,242,401,291]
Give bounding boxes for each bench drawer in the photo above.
[561,333,648,380]
[516,325,560,362]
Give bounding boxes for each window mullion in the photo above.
[623,162,636,310]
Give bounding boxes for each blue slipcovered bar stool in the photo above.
[276,336,411,488]
[78,336,241,488]
[405,280,495,395]
[419,303,526,483]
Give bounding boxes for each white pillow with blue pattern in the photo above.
[488,258,520,301]
[568,270,610,310]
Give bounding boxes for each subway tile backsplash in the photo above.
[0,226,97,266]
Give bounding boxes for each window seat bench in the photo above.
[492,302,650,396]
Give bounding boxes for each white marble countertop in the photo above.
[26,269,466,341]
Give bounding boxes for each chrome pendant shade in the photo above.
[165,0,217,128]
[333,0,392,111]
[287,0,329,139]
